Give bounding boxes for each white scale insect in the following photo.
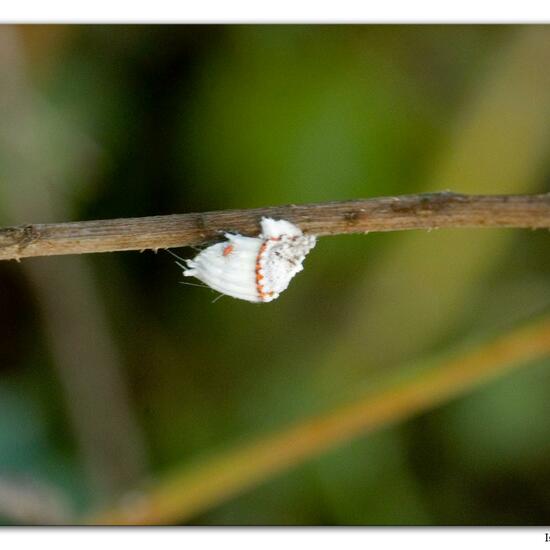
[178,218,316,303]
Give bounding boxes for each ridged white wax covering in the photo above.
[182,218,316,303]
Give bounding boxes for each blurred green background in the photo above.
[0,24,549,525]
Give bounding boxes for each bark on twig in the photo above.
[0,192,549,261]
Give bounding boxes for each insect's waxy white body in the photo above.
[182,218,316,303]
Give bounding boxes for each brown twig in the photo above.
[1,192,549,261]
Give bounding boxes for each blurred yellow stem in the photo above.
[88,316,550,525]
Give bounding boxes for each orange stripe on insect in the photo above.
[255,241,269,300]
